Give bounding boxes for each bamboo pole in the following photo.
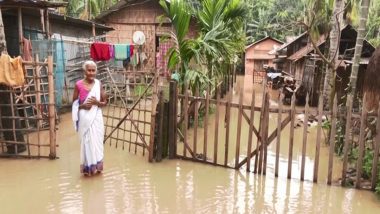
[355,94,368,188]
[9,89,17,154]
[148,73,159,162]
[18,7,23,56]
[246,91,255,172]
[40,9,45,34]
[213,87,220,164]
[193,88,199,156]
[156,91,164,161]
[168,81,177,159]
[275,94,283,177]
[262,93,270,175]
[224,90,232,166]
[327,96,338,185]
[342,94,353,186]
[45,9,50,39]
[313,94,324,183]
[135,98,142,154]
[92,23,96,40]
[47,55,56,159]
[234,88,244,169]
[371,102,380,190]
[203,87,210,161]
[287,93,296,179]
[35,54,42,156]
[301,94,310,181]
[183,84,189,158]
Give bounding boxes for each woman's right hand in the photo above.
[80,102,92,110]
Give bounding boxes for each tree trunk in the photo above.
[0,9,26,154]
[347,0,371,101]
[323,0,344,109]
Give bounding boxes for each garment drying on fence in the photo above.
[90,42,112,61]
[0,54,24,86]
[22,37,33,61]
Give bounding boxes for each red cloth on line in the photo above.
[130,44,134,57]
[90,42,112,61]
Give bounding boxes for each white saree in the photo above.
[72,79,104,175]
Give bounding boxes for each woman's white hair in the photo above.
[83,60,97,71]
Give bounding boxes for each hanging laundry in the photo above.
[109,45,115,59]
[140,52,148,64]
[131,52,139,67]
[90,42,112,61]
[130,45,134,56]
[22,37,33,61]
[114,44,129,60]
[0,54,25,86]
[127,45,131,58]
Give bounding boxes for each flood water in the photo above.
[1,76,380,213]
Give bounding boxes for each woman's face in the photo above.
[85,64,96,81]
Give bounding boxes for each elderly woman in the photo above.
[72,61,107,176]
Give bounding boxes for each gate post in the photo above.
[168,80,178,159]
[148,73,159,162]
[47,55,56,159]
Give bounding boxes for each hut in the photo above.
[95,0,198,74]
[274,25,375,106]
[245,36,283,76]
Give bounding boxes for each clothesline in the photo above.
[90,42,147,66]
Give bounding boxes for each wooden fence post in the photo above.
[214,86,221,164]
[342,94,353,186]
[168,81,177,159]
[156,91,164,162]
[262,93,270,175]
[246,91,255,172]
[287,93,296,179]
[313,94,323,183]
[224,90,232,167]
[234,88,244,169]
[301,94,310,181]
[193,87,199,157]
[355,94,368,188]
[327,96,338,185]
[47,55,56,159]
[203,87,210,162]
[275,94,283,177]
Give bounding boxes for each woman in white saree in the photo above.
[72,61,107,176]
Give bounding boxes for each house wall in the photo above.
[100,1,197,70]
[245,39,282,75]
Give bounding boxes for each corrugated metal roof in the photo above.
[0,0,67,8]
[287,35,326,62]
[276,32,308,52]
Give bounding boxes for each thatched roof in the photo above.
[364,46,380,111]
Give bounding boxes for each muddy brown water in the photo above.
[1,76,380,213]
